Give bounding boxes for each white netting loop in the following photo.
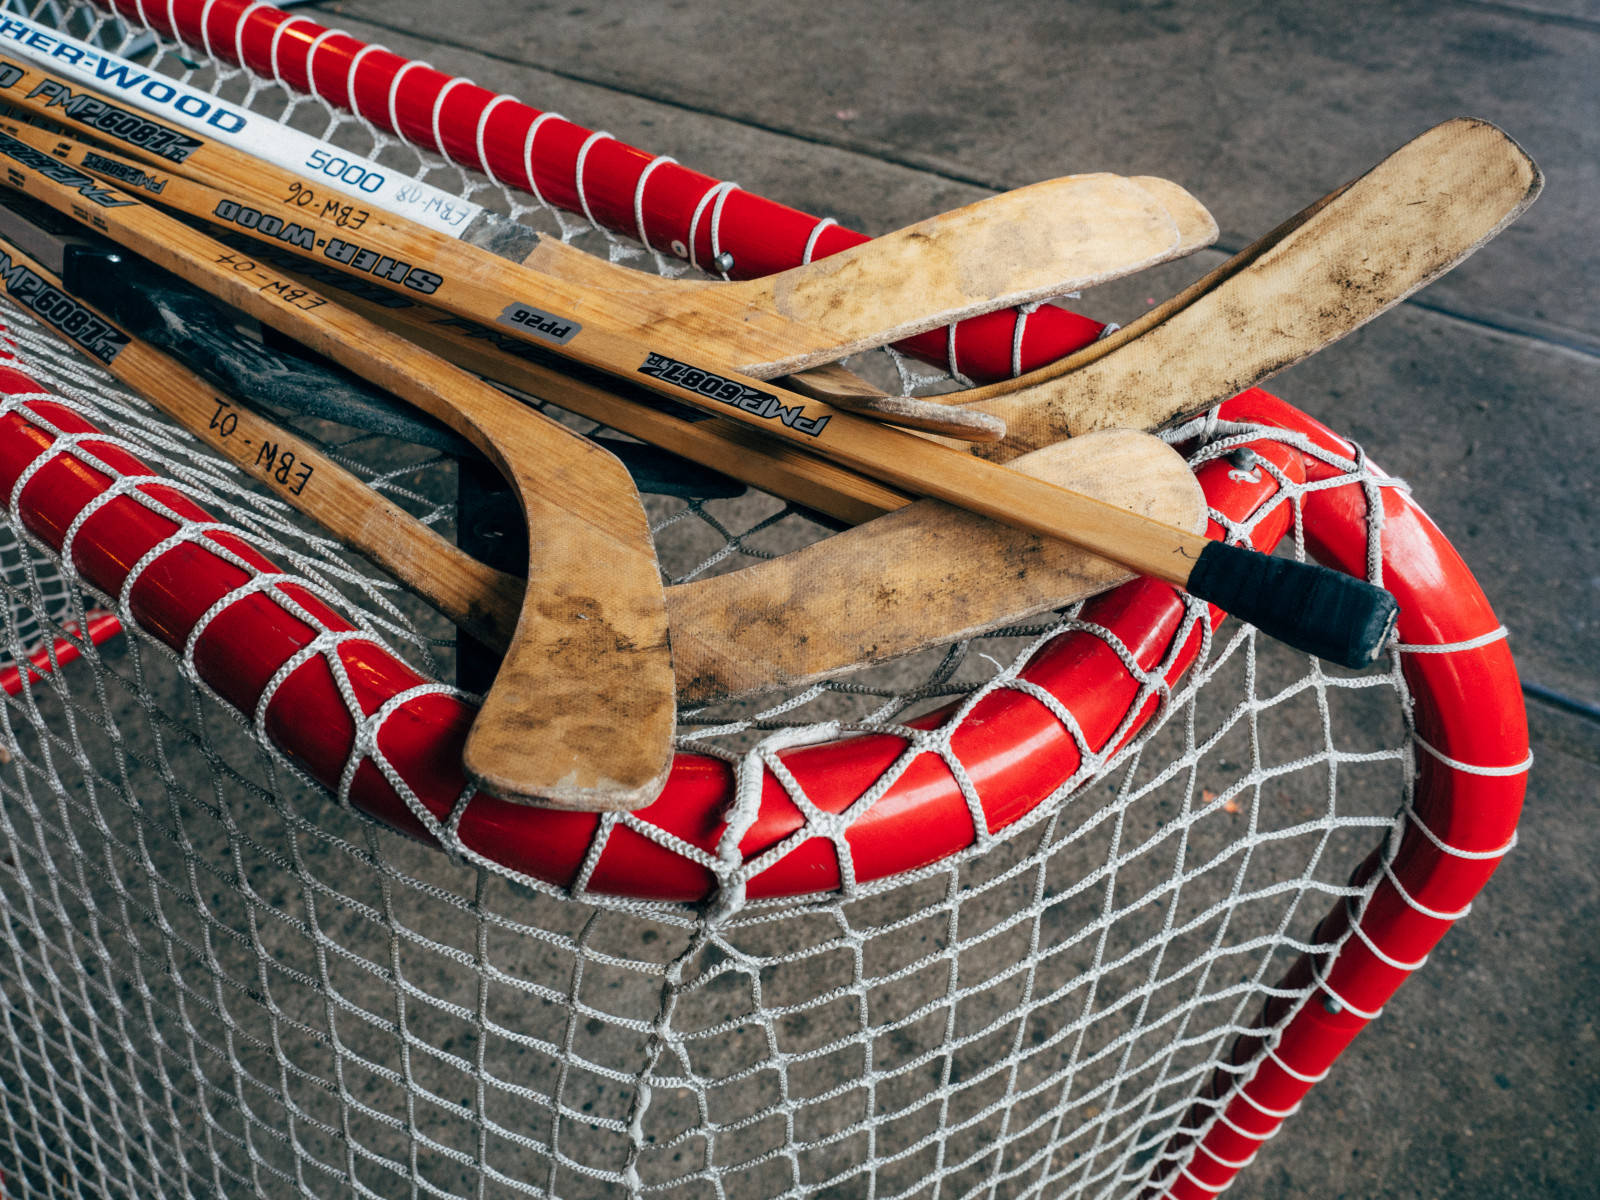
[1345,894,1430,972]
[1011,300,1044,378]
[1215,1107,1280,1143]
[425,75,474,161]
[1395,626,1509,654]
[1267,1043,1331,1088]
[197,0,225,61]
[800,217,837,265]
[248,628,361,739]
[519,110,567,208]
[631,154,676,255]
[1413,732,1533,778]
[1399,801,1520,861]
[471,93,517,189]
[1176,1163,1234,1194]
[684,180,740,275]
[1196,1140,1258,1170]
[1235,1085,1302,1122]
[387,59,437,145]
[339,682,478,867]
[1380,854,1475,923]
[344,42,394,127]
[302,25,349,102]
[265,13,317,90]
[178,574,287,670]
[571,128,617,242]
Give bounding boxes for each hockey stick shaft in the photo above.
[0,123,1397,668]
[0,52,1214,378]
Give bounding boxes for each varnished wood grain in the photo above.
[955,120,1544,458]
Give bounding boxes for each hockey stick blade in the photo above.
[0,131,679,812]
[955,118,1543,456]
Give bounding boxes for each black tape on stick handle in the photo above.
[1186,540,1399,669]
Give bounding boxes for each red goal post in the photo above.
[88,0,1108,383]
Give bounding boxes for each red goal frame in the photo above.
[0,344,1527,1194]
[0,3,1530,1193]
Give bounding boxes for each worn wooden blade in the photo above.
[669,430,1206,703]
[516,175,1212,434]
[955,119,1542,458]
[0,131,676,812]
[0,54,1215,373]
[692,172,1213,376]
[517,176,1218,351]
[738,188,1193,439]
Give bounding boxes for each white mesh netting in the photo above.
[0,3,1521,1198]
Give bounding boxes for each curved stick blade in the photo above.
[727,173,1217,376]
[463,430,676,810]
[668,430,1205,703]
[963,119,1542,456]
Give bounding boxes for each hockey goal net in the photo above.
[0,3,1529,1198]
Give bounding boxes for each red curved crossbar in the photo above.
[99,0,1109,383]
[0,355,1527,1194]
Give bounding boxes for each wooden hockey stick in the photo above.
[0,217,1203,706]
[0,122,1399,673]
[0,55,1215,378]
[44,97,1533,507]
[956,118,1544,457]
[0,17,1220,433]
[0,127,678,813]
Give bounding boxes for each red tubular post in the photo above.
[104,0,1108,382]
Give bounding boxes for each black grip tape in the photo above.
[1186,540,1399,669]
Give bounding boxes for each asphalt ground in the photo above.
[301,1,1599,1195]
